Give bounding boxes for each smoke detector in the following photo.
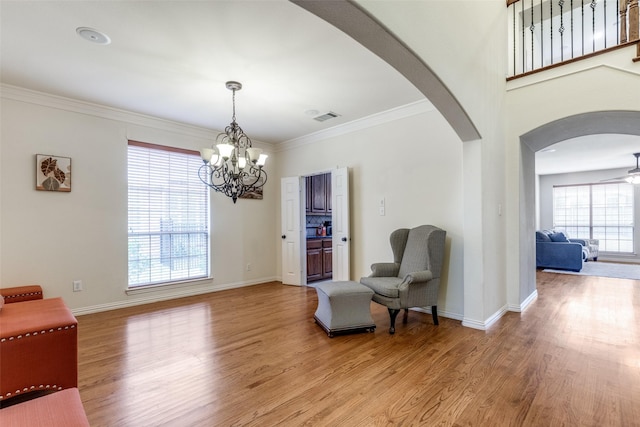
[76,27,111,45]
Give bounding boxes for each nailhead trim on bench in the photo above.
[0,324,75,343]
[2,291,43,301]
[1,384,63,400]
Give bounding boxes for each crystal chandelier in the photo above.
[199,81,268,203]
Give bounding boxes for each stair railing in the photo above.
[508,0,640,78]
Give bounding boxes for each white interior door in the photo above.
[281,177,302,286]
[332,167,350,281]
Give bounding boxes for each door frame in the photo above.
[299,168,350,285]
[301,170,330,286]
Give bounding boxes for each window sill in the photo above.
[125,277,213,296]
[599,252,636,257]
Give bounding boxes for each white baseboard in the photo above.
[71,276,278,317]
[459,289,539,330]
[460,290,539,330]
[507,289,538,313]
[461,304,508,330]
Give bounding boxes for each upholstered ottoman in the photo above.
[314,281,376,337]
[0,297,78,401]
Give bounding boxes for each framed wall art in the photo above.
[36,154,71,192]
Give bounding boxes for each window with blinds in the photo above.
[128,141,209,287]
[553,182,634,253]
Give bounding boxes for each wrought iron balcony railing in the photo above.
[508,0,639,78]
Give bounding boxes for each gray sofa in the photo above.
[536,230,584,272]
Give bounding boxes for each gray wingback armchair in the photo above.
[360,225,446,334]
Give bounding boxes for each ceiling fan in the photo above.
[602,153,640,184]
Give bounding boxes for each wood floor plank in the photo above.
[73,273,640,426]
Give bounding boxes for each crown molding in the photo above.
[2,83,426,152]
[0,84,219,141]
[276,99,435,152]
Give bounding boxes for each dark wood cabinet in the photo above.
[307,238,332,282]
[322,239,332,278]
[306,172,331,215]
[305,172,332,283]
[325,173,331,214]
[311,174,326,213]
[305,176,312,213]
[306,239,323,282]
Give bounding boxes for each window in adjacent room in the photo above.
[553,182,634,253]
[127,141,209,288]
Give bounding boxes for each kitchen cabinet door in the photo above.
[322,246,332,279]
[325,173,332,214]
[311,174,326,213]
[306,240,323,282]
[305,176,312,213]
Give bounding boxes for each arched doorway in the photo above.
[518,110,640,302]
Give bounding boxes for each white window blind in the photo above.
[553,182,634,253]
[128,141,209,287]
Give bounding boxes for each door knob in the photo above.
[281,235,286,239]
[341,237,347,242]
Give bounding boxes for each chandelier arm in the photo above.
[242,168,267,192]
[198,164,211,187]
[201,163,246,202]
[239,171,260,191]
[255,169,268,188]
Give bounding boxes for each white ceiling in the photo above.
[2,0,637,169]
[535,134,640,176]
[0,0,424,144]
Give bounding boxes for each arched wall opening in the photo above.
[518,110,640,301]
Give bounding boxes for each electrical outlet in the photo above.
[246,263,251,271]
[73,280,83,292]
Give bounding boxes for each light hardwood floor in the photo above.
[76,272,640,426]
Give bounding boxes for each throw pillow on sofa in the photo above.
[549,232,569,242]
[536,231,552,242]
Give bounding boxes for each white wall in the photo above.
[538,167,640,262]
[360,0,509,326]
[276,106,465,318]
[0,88,277,313]
[505,44,640,308]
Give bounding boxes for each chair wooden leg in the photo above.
[432,306,439,325]
[388,308,400,334]
[403,309,409,324]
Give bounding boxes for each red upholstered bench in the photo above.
[0,296,78,401]
[0,388,89,426]
[0,285,43,304]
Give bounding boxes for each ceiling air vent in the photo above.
[313,111,341,122]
